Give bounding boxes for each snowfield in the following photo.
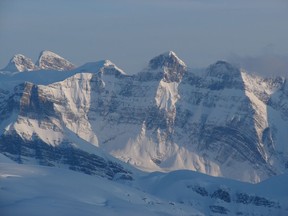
[1,153,287,216]
[0,154,202,216]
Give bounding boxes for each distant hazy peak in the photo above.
[148,51,186,70]
[207,60,241,79]
[1,54,37,72]
[36,50,75,71]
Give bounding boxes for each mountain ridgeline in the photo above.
[0,50,287,183]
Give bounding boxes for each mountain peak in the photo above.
[39,50,59,57]
[101,59,118,68]
[207,60,241,79]
[75,59,126,76]
[36,50,75,71]
[140,51,187,82]
[148,51,186,70]
[1,54,36,72]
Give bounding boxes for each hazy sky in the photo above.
[1,0,288,75]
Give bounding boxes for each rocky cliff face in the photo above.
[0,51,287,182]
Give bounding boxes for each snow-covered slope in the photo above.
[1,154,287,216]
[138,170,288,216]
[0,51,288,183]
[0,156,201,216]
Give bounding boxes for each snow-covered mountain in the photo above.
[0,51,288,183]
[36,50,75,71]
[1,154,287,216]
[1,50,75,73]
[1,54,38,72]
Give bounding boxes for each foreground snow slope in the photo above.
[0,155,201,216]
[1,153,287,216]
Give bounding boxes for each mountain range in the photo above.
[1,50,287,182]
[1,50,288,215]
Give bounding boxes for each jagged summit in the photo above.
[206,60,241,79]
[148,51,186,70]
[36,50,75,71]
[0,51,75,72]
[1,54,37,72]
[75,59,126,76]
[138,51,187,82]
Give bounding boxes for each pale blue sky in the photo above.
[1,0,288,75]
